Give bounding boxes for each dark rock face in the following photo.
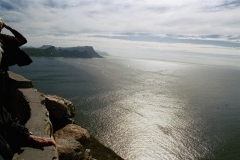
[55,138,96,160]
[22,45,103,58]
[56,137,85,160]
[62,46,103,58]
[4,71,34,123]
[23,46,92,58]
[44,94,75,119]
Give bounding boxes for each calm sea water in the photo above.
[10,56,240,160]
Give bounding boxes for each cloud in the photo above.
[92,33,240,48]
[0,1,15,10]
[1,0,239,34]
[0,0,240,57]
[217,0,240,9]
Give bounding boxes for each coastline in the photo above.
[6,71,123,160]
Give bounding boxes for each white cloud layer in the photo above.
[0,0,240,61]
[1,0,240,35]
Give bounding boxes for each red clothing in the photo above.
[0,28,30,159]
[0,28,31,70]
[0,28,27,47]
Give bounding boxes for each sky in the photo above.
[0,0,240,63]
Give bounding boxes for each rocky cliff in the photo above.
[5,71,123,160]
[22,46,103,58]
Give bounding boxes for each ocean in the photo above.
[10,56,240,160]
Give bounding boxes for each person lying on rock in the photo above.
[0,100,56,160]
[0,19,56,160]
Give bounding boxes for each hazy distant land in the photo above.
[95,50,110,56]
[22,45,104,58]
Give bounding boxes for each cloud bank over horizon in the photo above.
[0,0,240,60]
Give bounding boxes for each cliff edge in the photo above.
[5,71,123,160]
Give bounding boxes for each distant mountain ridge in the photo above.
[22,45,103,58]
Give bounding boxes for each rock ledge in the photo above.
[6,71,123,160]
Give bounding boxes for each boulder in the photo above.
[44,94,75,119]
[56,137,84,160]
[55,138,95,160]
[54,124,90,148]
